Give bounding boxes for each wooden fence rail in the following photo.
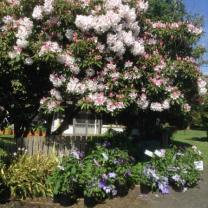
[0,136,88,156]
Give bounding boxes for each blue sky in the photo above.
[183,0,208,74]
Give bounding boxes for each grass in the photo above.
[172,129,208,163]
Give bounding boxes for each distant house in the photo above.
[51,112,125,136]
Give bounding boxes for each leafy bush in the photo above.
[48,145,135,204]
[6,153,58,199]
[141,146,203,193]
[87,130,139,159]
[80,145,135,202]
[47,155,82,203]
[0,148,7,167]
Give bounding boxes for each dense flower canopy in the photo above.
[0,0,207,116]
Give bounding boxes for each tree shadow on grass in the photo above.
[189,137,208,142]
[170,140,192,148]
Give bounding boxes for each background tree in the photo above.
[0,0,206,139]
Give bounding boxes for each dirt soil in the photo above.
[1,168,208,208]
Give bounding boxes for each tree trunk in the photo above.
[14,122,25,150]
[51,107,80,136]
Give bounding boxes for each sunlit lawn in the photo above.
[172,130,208,163]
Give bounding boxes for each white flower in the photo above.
[50,89,62,101]
[25,57,34,65]
[102,152,109,161]
[137,0,149,12]
[154,149,166,157]
[144,149,154,158]
[125,61,133,68]
[162,100,170,110]
[198,78,207,96]
[32,5,43,20]
[105,0,122,10]
[122,31,135,46]
[131,41,145,56]
[2,15,14,24]
[183,104,191,112]
[137,94,149,109]
[75,15,94,31]
[39,41,62,56]
[194,161,204,171]
[50,74,66,87]
[16,39,29,48]
[199,88,207,96]
[57,165,65,171]
[150,102,163,112]
[172,174,181,182]
[43,0,54,15]
[67,78,86,94]
[198,78,207,88]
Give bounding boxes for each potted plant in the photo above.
[4,125,13,135]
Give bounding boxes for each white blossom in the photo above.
[25,57,34,65]
[150,102,163,112]
[32,5,43,20]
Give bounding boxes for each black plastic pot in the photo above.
[0,183,11,203]
[140,184,151,194]
[53,194,76,206]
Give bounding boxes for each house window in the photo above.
[73,113,102,136]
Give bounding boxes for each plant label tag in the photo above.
[194,161,204,171]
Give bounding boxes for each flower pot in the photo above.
[53,194,76,206]
[34,130,41,137]
[0,183,11,203]
[26,131,33,138]
[42,131,46,137]
[140,184,151,194]
[4,128,12,135]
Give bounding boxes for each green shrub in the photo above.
[80,145,135,202]
[131,162,143,185]
[6,153,58,199]
[0,148,8,167]
[141,146,203,193]
[48,145,136,204]
[47,156,82,202]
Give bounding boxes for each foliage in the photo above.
[87,130,139,158]
[141,146,203,193]
[0,148,8,167]
[146,0,185,22]
[48,145,135,203]
[172,129,208,163]
[6,153,58,199]
[0,0,206,137]
[80,145,134,202]
[47,156,82,202]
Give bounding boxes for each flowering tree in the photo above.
[0,0,207,137]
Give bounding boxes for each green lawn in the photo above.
[172,130,208,163]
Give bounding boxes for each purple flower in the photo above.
[98,179,106,189]
[103,141,111,147]
[71,150,84,159]
[158,178,169,194]
[144,167,159,181]
[108,172,116,178]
